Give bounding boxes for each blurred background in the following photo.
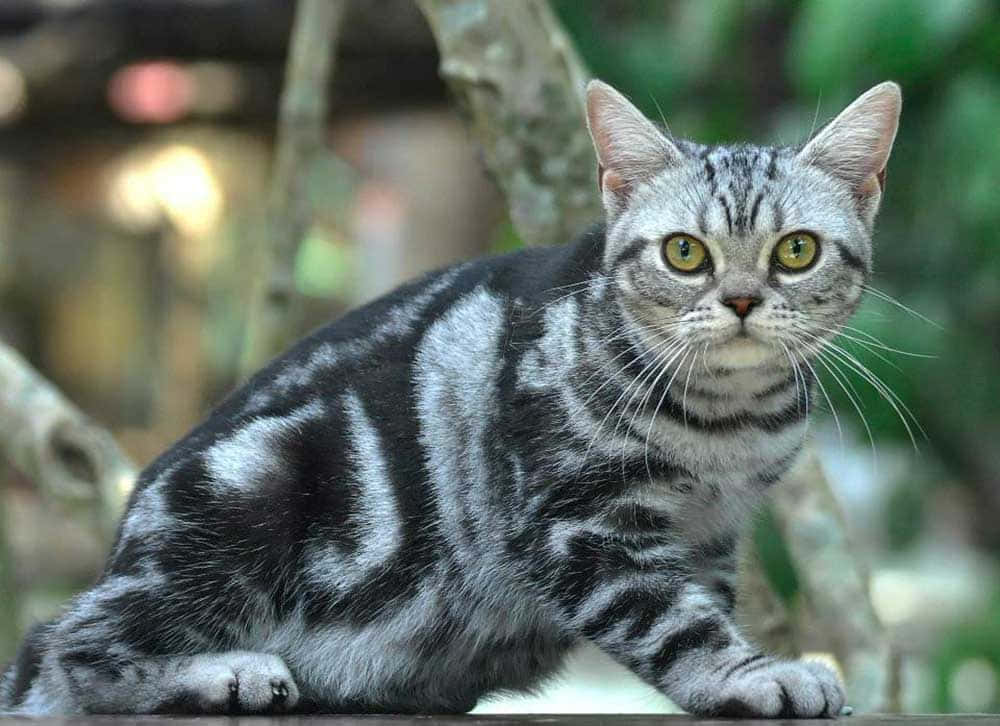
[0,0,998,714]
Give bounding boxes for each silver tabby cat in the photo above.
[1,79,900,717]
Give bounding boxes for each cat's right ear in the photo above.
[797,81,901,227]
[585,80,683,215]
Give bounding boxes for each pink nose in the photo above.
[723,296,760,319]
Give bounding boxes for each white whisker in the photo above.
[681,346,699,430]
[797,337,878,465]
[793,338,844,447]
[579,333,686,472]
[862,284,943,330]
[813,338,926,450]
[616,342,690,477]
[628,343,692,481]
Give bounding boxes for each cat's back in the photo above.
[102,233,606,616]
[140,229,603,482]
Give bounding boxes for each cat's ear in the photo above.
[798,81,901,226]
[585,80,683,215]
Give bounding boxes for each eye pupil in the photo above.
[663,234,708,272]
[774,232,817,271]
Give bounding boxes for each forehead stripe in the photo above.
[771,199,784,233]
[749,192,765,230]
[696,198,709,236]
[765,151,778,180]
[717,195,733,236]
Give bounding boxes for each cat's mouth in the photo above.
[703,329,781,369]
[703,323,769,346]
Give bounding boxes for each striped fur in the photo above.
[1,80,901,717]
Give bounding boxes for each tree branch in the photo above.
[239,0,348,375]
[0,340,135,539]
[417,0,600,247]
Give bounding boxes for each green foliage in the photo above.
[884,477,926,552]
[294,227,354,299]
[551,0,749,134]
[753,505,801,604]
[490,218,527,254]
[933,588,1000,711]
[788,0,987,94]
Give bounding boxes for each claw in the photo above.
[226,679,240,713]
[271,680,289,706]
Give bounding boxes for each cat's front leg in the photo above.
[533,534,844,718]
[692,533,740,615]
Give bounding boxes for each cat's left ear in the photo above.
[586,80,684,216]
[798,81,902,227]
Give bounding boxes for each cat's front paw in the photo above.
[185,652,299,714]
[712,659,844,718]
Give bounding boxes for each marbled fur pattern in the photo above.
[1,80,901,717]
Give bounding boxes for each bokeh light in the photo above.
[950,658,998,713]
[0,57,27,125]
[107,61,193,124]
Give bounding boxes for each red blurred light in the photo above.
[107,61,193,124]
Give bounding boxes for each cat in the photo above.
[0,78,900,717]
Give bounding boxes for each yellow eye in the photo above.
[774,232,818,271]
[663,234,708,272]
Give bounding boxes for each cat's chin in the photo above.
[704,335,780,370]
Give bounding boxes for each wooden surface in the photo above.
[0,715,994,725]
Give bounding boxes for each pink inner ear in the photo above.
[876,167,887,191]
[599,167,627,196]
[858,173,882,202]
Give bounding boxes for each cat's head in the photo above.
[585,80,900,371]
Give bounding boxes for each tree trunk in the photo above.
[773,449,895,711]
[239,0,348,375]
[0,341,135,541]
[417,0,601,247]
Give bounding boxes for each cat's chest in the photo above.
[663,422,804,482]
[636,433,805,541]
[630,474,756,545]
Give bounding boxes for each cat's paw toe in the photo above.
[716,659,844,718]
[271,678,290,706]
[804,660,846,716]
[229,653,299,712]
[188,664,241,712]
[187,651,298,713]
[226,678,240,708]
